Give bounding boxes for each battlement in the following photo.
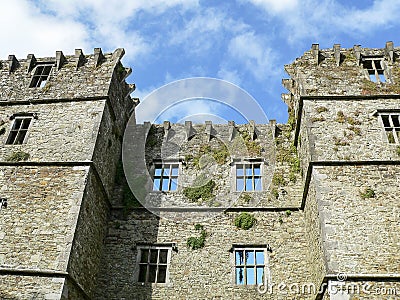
[0,48,135,102]
[1,44,400,300]
[283,41,400,99]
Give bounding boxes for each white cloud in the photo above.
[168,8,250,55]
[335,0,400,32]
[0,0,198,59]
[39,0,198,59]
[135,78,268,124]
[217,69,242,86]
[244,0,299,14]
[40,0,198,20]
[227,32,280,82]
[0,0,88,58]
[244,0,400,43]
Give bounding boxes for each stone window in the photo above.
[233,246,270,285]
[5,116,33,145]
[30,63,53,88]
[153,162,179,191]
[235,162,262,191]
[362,57,386,83]
[137,245,172,284]
[379,113,400,144]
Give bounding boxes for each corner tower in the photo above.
[0,48,135,299]
[284,42,400,298]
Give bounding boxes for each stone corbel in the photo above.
[56,51,66,70]
[8,55,19,73]
[26,54,36,73]
[385,41,394,63]
[94,48,105,67]
[75,49,85,70]
[205,121,212,141]
[185,121,193,141]
[228,121,235,141]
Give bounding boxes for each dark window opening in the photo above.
[30,64,53,88]
[380,114,400,144]
[362,58,386,83]
[6,117,32,145]
[138,247,170,283]
[236,163,262,191]
[235,249,267,285]
[153,163,179,191]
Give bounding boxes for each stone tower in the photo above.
[0,48,135,299]
[1,42,400,300]
[95,42,400,300]
[284,42,400,299]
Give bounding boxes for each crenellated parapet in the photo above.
[283,41,400,99]
[0,48,134,102]
[122,119,304,210]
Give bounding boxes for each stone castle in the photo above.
[0,43,399,299]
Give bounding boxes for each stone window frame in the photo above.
[230,244,271,286]
[135,244,173,285]
[361,56,389,83]
[4,113,37,145]
[232,158,263,192]
[150,159,180,192]
[374,110,400,144]
[29,62,55,88]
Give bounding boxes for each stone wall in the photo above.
[96,210,313,300]
[313,165,400,275]
[303,177,326,294]
[0,165,88,297]
[67,169,110,298]
[0,275,65,300]
[0,49,125,101]
[302,98,400,161]
[0,48,134,299]
[284,43,400,300]
[91,102,122,199]
[127,122,304,210]
[0,101,106,162]
[284,44,400,97]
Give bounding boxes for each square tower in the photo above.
[0,48,135,299]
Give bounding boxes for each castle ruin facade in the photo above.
[0,43,399,299]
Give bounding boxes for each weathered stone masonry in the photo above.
[2,42,400,300]
[0,48,134,299]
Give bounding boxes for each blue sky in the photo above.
[1,0,400,124]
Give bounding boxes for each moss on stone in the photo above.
[272,172,286,186]
[387,132,395,144]
[237,129,262,157]
[315,106,328,113]
[287,107,296,130]
[360,187,375,199]
[348,126,361,136]
[336,111,346,123]
[234,212,256,230]
[333,136,350,146]
[187,225,207,250]
[271,188,279,199]
[183,175,216,202]
[239,193,252,204]
[396,146,400,157]
[186,142,230,169]
[310,116,326,123]
[6,151,30,162]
